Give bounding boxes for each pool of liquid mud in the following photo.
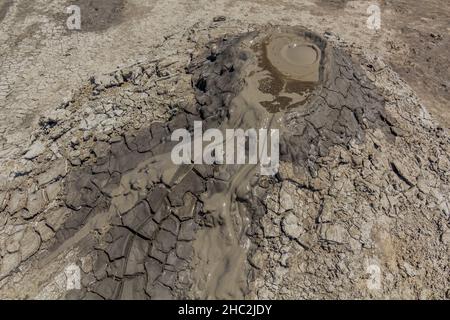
[253,32,325,113]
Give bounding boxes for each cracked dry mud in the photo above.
[0,21,449,300]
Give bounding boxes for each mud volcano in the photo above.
[13,27,393,299]
[257,32,324,112]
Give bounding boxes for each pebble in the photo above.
[23,141,46,160]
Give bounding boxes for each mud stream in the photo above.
[189,31,324,298]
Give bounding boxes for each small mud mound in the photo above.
[45,26,393,299]
[317,0,350,9]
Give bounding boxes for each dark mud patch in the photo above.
[54,132,204,299]
[316,0,350,9]
[68,0,125,33]
[0,0,13,22]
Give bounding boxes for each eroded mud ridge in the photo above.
[43,27,392,300]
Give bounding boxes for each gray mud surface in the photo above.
[0,2,449,300]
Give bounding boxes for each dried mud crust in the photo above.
[0,24,449,300]
[52,31,253,299]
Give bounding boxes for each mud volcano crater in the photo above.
[193,26,391,166]
[44,27,393,299]
[256,31,326,112]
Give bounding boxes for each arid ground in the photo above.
[0,0,449,300]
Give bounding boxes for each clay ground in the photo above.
[0,0,449,300]
[0,0,449,163]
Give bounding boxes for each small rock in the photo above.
[262,215,280,238]
[372,58,386,72]
[0,191,8,211]
[20,227,41,260]
[45,181,62,202]
[279,162,309,186]
[0,252,20,279]
[70,137,80,147]
[279,181,294,212]
[173,193,197,221]
[37,159,67,186]
[248,250,265,269]
[319,197,334,223]
[441,229,450,245]
[23,141,46,160]
[80,255,94,274]
[7,190,27,214]
[83,131,92,141]
[401,262,416,277]
[281,212,303,239]
[35,221,55,242]
[279,252,290,267]
[390,160,416,186]
[6,230,23,253]
[24,189,47,219]
[320,224,348,244]
[213,15,226,22]
[45,207,68,231]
